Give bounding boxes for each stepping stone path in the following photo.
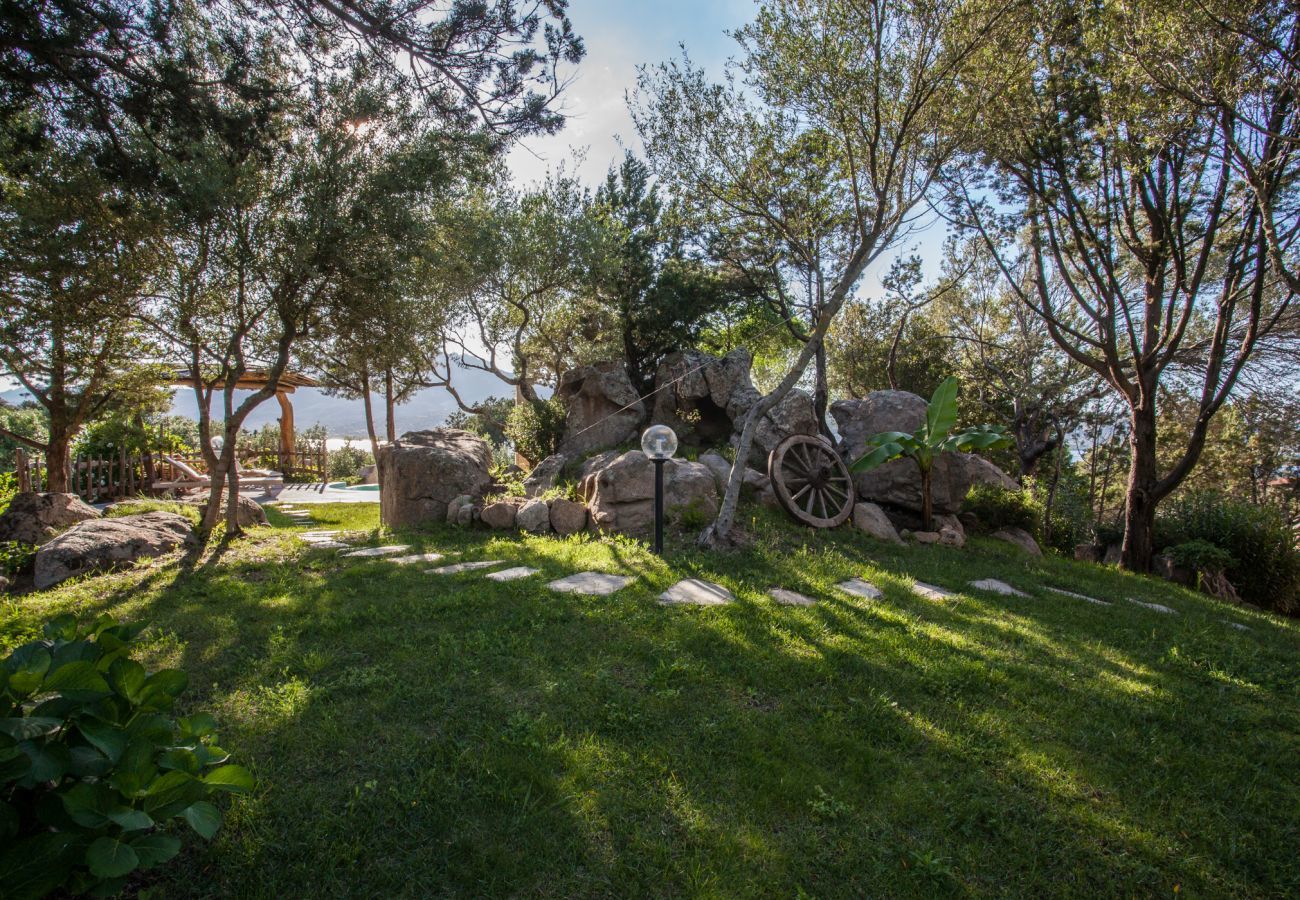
[1128,598,1176,614]
[547,572,633,596]
[426,560,505,575]
[389,552,447,565]
[968,578,1029,597]
[342,545,411,558]
[1223,620,1251,632]
[485,566,540,582]
[299,530,339,538]
[304,540,351,550]
[913,582,957,601]
[1046,586,1111,606]
[769,587,817,607]
[837,579,882,600]
[659,578,734,606]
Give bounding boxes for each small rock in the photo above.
[1128,598,1176,614]
[480,500,520,530]
[852,502,902,544]
[658,578,734,606]
[446,494,475,525]
[486,566,539,582]
[0,575,10,592]
[547,572,633,596]
[991,526,1042,556]
[516,499,551,534]
[913,531,941,545]
[427,560,505,575]
[837,579,882,600]
[1223,620,1251,632]
[938,525,965,548]
[913,581,956,601]
[1046,586,1110,605]
[342,545,411,558]
[303,540,350,550]
[769,587,816,606]
[548,498,588,536]
[523,453,568,498]
[968,578,1028,597]
[1102,543,1122,565]
[388,552,447,565]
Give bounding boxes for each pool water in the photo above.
[327,481,381,492]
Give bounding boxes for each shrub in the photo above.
[505,398,567,465]
[102,498,201,525]
[0,614,253,898]
[962,484,1038,534]
[328,442,374,483]
[0,541,37,578]
[1166,539,1234,573]
[1155,490,1300,614]
[0,471,17,517]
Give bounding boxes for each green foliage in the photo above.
[76,414,199,460]
[327,443,374,483]
[444,397,513,447]
[852,377,1010,528]
[505,399,566,465]
[0,407,47,472]
[0,471,16,516]
[1166,539,1234,573]
[962,485,1038,534]
[0,541,37,578]
[1155,491,1300,613]
[0,615,252,898]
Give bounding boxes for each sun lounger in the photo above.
[151,455,284,491]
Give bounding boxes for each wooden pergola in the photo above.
[171,368,321,459]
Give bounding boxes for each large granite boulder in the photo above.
[652,349,818,466]
[523,453,567,498]
[33,512,196,589]
[831,390,1017,516]
[548,498,588,535]
[376,429,493,528]
[556,363,645,456]
[584,451,719,535]
[0,492,100,545]
[516,498,551,534]
[183,492,267,528]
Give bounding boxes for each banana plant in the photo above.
[850,377,1010,531]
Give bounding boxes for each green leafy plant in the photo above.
[1167,539,1234,573]
[505,398,567,465]
[0,614,253,898]
[0,541,37,578]
[851,377,1010,531]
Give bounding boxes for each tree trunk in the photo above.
[362,388,380,459]
[44,424,72,493]
[1120,404,1159,572]
[813,339,832,440]
[919,463,933,532]
[384,368,397,442]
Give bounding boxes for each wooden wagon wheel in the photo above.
[767,434,855,528]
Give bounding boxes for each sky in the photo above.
[504,0,951,289]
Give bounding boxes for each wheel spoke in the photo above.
[790,482,813,503]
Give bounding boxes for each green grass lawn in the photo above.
[4,502,1298,897]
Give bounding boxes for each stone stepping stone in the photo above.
[1128,598,1176,614]
[968,578,1029,597]
[426,560,505,575]
[659,578,734,606]
[304,540,350,550]
[299,530,339,538]
[1223,620,1251,632]
[836,579,882,600]
[913,581,957,601]
[485,566,540,582]
[389,552,447,565]
[769,587,817,607]
[342,545,411,558]
[1045,586,1111,606]
[547,572,634,596]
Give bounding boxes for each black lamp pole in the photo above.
[652,457,666,555]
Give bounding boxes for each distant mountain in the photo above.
[2,360,541,439]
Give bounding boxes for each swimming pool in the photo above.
[327,481,381,492]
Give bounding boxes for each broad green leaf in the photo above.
[69,745,112,778]
[143,669,188,700]
[43,614,79,641]
[63,782,115,828]
[0,831,87,900]
[111,740,160,797]
[107,658,147,703]
[182,800,223,839]
[143,770,208,818]
[0,799,17,839]
[179,713,217,739]
[924,376,959,442]
[86,836,140,879]
[44,661,110,694]
[18,739,70,783]
[203,764,255,793]
[106,806,154,831]
[850,441,905,472]
[0,717,62,740]
[77,718,128,763]
[130,832,181,868]
[5,647,51,696]
[0,749,32,782]
[159,747,201,774]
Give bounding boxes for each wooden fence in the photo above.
[11,443,328,504]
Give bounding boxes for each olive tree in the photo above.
[632,0,1019,547]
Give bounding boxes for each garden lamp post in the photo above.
[641,425,678,555]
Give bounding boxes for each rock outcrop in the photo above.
[523,453,567,498]
[376,429,493,529]
[33,512,196,589]
[831,391,1017,516]
[582,451,719,535]
[516,498,551,534]
[0,493,100,545]
[480,499,522,530]
[991,526,1042,556]
[185,493,268,528]
[556,363,645,457]
[548,498,588,535]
